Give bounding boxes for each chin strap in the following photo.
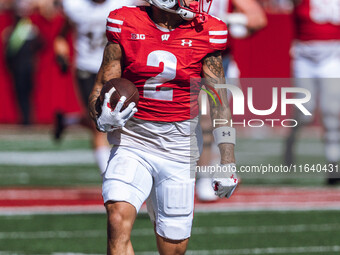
[177,8,195,20]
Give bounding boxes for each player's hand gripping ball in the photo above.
[95,78,139,132]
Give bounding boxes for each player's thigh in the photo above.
[147,160,195,241]
[318,54,340,78]
[293,55,315,79]
[293,78,317,123]
[320,78,340,124]
[319,57,340,113]
[292,59,318,122]
[103,146,153,212]
[318,57,340,126]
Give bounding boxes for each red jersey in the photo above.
[106,6,228,122]
[294,0,340,41]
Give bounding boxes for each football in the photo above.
[95,78,139,116]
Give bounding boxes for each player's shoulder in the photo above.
[194,14,228,51]
[108,6,145,22]
[106,6,147,41]
[204,14,228,31]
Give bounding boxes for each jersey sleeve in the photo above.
[106,8,126,44]
[207,17,229,52]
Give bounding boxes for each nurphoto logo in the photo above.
[200,83,311,128]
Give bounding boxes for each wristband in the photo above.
[213,126,236,145]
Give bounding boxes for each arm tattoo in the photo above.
[218,143,235,164]
[101,42,122,83]
[202,51,230,121]
[202,51,235,164]
[102,42,120,66]
[203,51,225,86]
[88,42,122,121]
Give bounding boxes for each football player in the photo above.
[284,0,340,184]
[88,0,238,253]
[53,0,147,174]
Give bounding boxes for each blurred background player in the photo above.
[196,0,267,201]
[4,0,40,125]
[210,0,268,78]
[284,0,340,185]
[53,0,146,174]
[3,0,67,125]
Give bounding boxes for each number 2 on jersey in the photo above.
[143,50,177,101]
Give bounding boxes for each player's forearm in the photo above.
[202,51,236,164]
[210,97,236,164]
[218,143,235,164]
[88,42,122,121]
[209,88,232,126]
[88,81,103,122]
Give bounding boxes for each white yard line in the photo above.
[0,252,26,255]
[2,205,340,216]
[0,206,106,216]
[0,150,94,165]
[0,223,338,240]
[0,140,324,166]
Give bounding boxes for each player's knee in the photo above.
[106,207,131,229]
[157,234,189,255]
[157,236,189,255]
[106,202,134,240]
[169,240,188,255]
[161,246,187,255]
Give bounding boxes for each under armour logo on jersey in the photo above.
[162,34,170,41]
[181,40,192,47]
[222,131,231,137]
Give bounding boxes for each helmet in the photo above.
[145,0,212,20]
